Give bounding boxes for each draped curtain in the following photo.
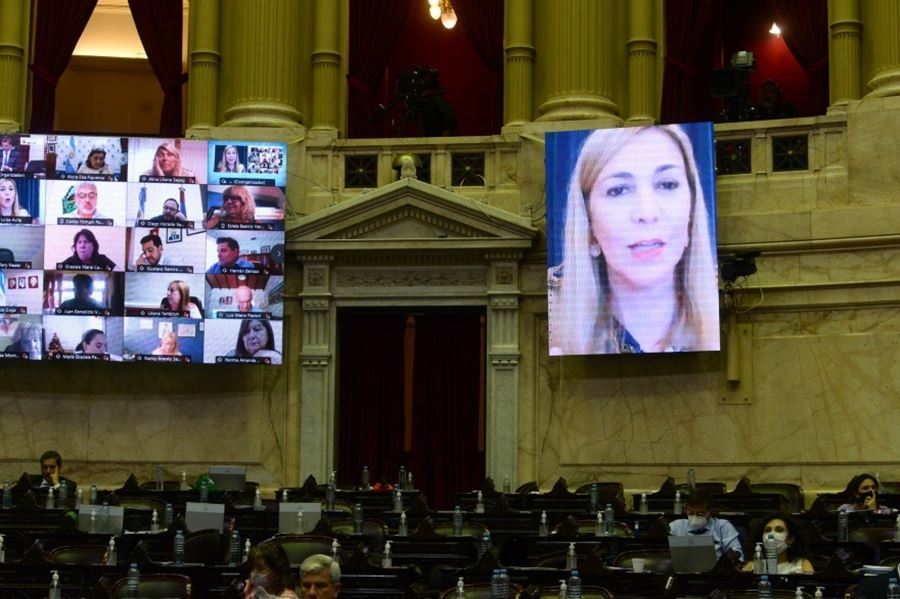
[768,0,829,115]
[660,0,717,124]
[348,0,414,138]
[452,0,505,130]
[128,0,187,136]
[30,0,97,132]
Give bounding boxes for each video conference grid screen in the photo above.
[0,134,286,365]
[545,123,720,356]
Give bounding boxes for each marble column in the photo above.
[310,0,342,132]
[220,0,303,127]
[534,0,619,122]
[626,0,657,124]
[0,0,29,131]
[486,253,523,485]
[829,0,862,109]
[863,0,900,97]
[504,0,534,125]
[186,0,220,133]
[298,256,334,481]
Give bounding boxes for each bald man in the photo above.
[236,286,254,312]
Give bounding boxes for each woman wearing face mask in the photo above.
[242,544,298,598]
[742,514,814,573]
[838,473,893,514]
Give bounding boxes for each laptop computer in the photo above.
[208,466,247,492]
[278,502,322,534]
[185,501,225,533]
[77,506,125,536]
[667,535,718,573]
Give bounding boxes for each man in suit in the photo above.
[36,450,77,494]
[0,135,20,173]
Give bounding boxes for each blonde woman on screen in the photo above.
[0,178,29,218]
[550,125,718,355]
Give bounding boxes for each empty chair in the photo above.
[46,544,109,565]
[184,528,224,566]
[330,517,388,545]
[552,518,633,538]
[431,521,488,540]
[745,481,805,513]
[260,534,334,566]
[111,573,192,598]
[574,482,626,506]
[613,550,673,575]
[438,581,522,599]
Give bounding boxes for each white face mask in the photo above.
[766,531,788,554]
[687,515,708,530]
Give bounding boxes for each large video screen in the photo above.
[545,123,719,356]
[0,134,286,365]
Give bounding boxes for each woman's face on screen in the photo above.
[224,147,237,166]
[242,320,269,354]
[157,147,178,174]
[84,333,107,354]
[75,235,95,261]
[587,129,693,292]
[166,284,181,306]
[0,179,15,212]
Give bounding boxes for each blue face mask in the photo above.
[251,573,272,591]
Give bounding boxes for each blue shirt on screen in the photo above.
[206,258,255,274]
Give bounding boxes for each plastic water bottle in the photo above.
[595,511,604,537]
[398,511,408,536]
[180,471,189,491]
[687,467,696,489]
[361,466,370,490]
[604,503,615,536]
[325,478,335,510]
[155,465,164,491]
[199,479,209,503]
[566,542,577,570]
[107,536,117,565]
[639,492,649,514]
[499,569,510,599]
[57,480,67,507]
[838,508,849,542]
[100,501,110,534]
[382,540,393,568]
[888,578,900,599]
[89,484,97,505]
[164,503,174,528]
[757,575,773,599]
[480,531,492,559]
[353,502,364,534]
[45,487,54,509]
[296,510,304,533]
[48,570,61,599]
[2,481,10,509]
[393,488,403,512]
[126,563,140,598]
[89,509,97,533]
[230,529,241,564]
[398,465,407,490]
[452,505,463,536]
[590,484,599,513]
[502,476,511,494]
[456,577,465,598]
[558,579,567,599]
[75,488,82,510]
[407,472,414,490]
[633,520,641,539]
[475,491,485,513]
[764,533,778,574]
[173,529,185,565]
[567,570,582,599]
[490,569,501,599]
[753,542,764,573]
[254,488,263,511]
[673,490,682,514]
[539,510,549,537]
[243,539,251,563]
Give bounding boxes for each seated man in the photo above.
[206,237,255,274]
[668,489,743,560]
[34,450,77,494]
[301,554,341,599]
[148,198,186,223]
[135,233,171,268]
[59,274,104,311]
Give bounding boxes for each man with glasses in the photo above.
[148,198,187,223]
[668,489,743,559]
[72,182,109,220]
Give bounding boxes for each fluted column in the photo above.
[534,0,619,121]
[186,0,220,132]
[504,0,534,125]
[220,0,302,127]
[863,0,900,97]
[829,0,862,109]
[0,0,29,131]
[310,0,341,131]
[626,0,657,124]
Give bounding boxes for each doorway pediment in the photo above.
[287,178,537,253]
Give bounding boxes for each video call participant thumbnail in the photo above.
[46,272,124,317]
[206,236,257,274]
[205,318,283,365]
[547,124,719,355]
[130,138,207,185]
[1,316,42,360]
[76,148,113,176]
[58,229,117,271]
[205,274,284,319]
[0,269,44,314]
[0,135,21,173]
[127,228,205,274]
[122,317,202,363]
[0,177,34,222]
[42,314,123,361]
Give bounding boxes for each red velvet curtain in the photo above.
[768,0,829,115]
[128,0,187,136]
[30,0,97,132]
[337,310,485,509]
[348,0,414,138]
[452,0,505,131]
[660,0,718,124]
